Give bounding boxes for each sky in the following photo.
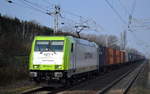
[0,0,150,57]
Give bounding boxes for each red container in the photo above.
[120,51,123,63]
[113,49,117,64]
[106,48,115,65]
[122,51,125,63]
[116,50,120,64]
[120,51,125,63]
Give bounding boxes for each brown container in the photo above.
[113,49,117,64]
[120,51,125,63]
[120,51,123,63]
[123,52,125,63]
[106,48,115,65]
[120,51,122,63]
[116,50,120,64]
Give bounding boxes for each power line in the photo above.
[7,0,105,33]
[23,0,47,11]
[7,0,80,28]
[18,0,47,14]
[131,0,137,16]
[60,15,78,25]
[104,0,127,25]
[129,31,150,55]
[16,0,89,26]
[118,0,130,15]
[38,0,55,11]
[129,17,150,32]
[6,0,49,15]
[129,29,148,45]
[42,0,55,7]
[62,10,90,26]
[119,0,137,50]
[127,0,137,30]
[63,10,85,20]
[62,10,105,32]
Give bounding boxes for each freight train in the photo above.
[29,36,145,84]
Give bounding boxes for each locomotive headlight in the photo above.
[33,65,40,68]
[54,72,63,78]
[55,65,62,69]
[58,65,62,69]
[30,72,37,77]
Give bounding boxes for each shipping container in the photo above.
[106,48,115,65]
[128,53,134,62]
[116,50,120,64]
[123,52,125,63]
[120,51,125,63]
[113,49,117,64]
[125,52,129,62]
[98,45,106,66]
[120,51,122,63]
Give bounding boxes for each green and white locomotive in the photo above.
[29,36,99,84]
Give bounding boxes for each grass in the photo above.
[0,84,37,94]
[0,56,36,94]
[0,56,29,86]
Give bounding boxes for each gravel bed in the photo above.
[0,80,37,94]
[127,60,150,94]
[105,61,144,94]
[57,63,140,94]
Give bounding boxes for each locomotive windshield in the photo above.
[34,40,64,52]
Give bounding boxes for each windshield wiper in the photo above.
[38,46,44,54]
[49,48,56,54]
[48,41,56,54]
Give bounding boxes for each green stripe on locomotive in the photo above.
[29,36,74,71]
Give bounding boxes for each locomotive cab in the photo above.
[29,36,74,82]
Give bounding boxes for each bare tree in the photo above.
[107,35,119,49]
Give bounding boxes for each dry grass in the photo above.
[57,90,97,94]
[0,56,29,86]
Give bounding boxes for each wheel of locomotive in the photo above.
[61,78,73,87]
[33,78,40,84]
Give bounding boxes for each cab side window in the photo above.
[71,43,74,52]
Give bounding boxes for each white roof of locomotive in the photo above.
[68,36,98,47]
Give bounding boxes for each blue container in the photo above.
[98,45,106,67]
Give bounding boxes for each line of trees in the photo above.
[56,31,121,49]
[0,14,54,85]
[0,14,142,60]
[0,14,53,57]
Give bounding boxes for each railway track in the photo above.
[96,61,146,94]
[57,61,144,94]
[21,60,145,94]
[21,86,52,94]
[21,85,69,94]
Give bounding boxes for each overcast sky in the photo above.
[0,0,150,57]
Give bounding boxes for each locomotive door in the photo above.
[71,43,76,72]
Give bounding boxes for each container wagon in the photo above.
[29,36,145,85]
[106,48,115,65]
